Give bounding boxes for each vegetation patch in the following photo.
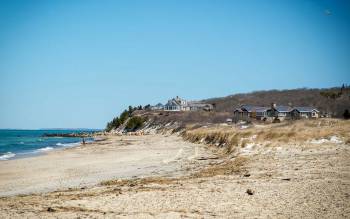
[182,119,350,152]
[191,157,248,178]
[125,116,146,131]
[105,105,143,132]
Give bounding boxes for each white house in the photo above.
[162,96,213,111]
[164,96,189,111]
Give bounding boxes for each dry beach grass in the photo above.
[183,118,350,149]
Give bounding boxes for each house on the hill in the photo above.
[234,104,319,121]
[188,102,214,111]
[233,105,269,120]
[162,96,213,111]
[291,107,320,119]
[266,105,293,121]
[164,96,189,111]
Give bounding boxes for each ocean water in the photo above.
[0,129,98,160]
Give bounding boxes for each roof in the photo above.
[235,104,320,114]
[293,107,319,113]
[241,105,269,113]
[188,102,213,107]
[272,106,293,112]
[154,103,164,107]
[165,99,181,107]
[254,107,270,113]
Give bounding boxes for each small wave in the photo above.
[19,142,24,144]
[0,152,16,160]
[56,142,81,147]
[36,147,54,152]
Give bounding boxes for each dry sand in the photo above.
[0,134,213,196]
[0,131,349,218]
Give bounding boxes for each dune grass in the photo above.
[182,119,350,153]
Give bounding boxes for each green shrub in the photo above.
[126,116,145,131]
[105,106,139,132]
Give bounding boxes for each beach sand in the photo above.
[0,134,213,197]
[0,133,349,218]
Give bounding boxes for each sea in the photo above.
[0,129,99,161]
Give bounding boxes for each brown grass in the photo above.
[100,176,178,187]
[100,156,248,188]
[191,157,248,178]
[182,119,350,152]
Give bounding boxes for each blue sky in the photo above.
[0,0,349,129]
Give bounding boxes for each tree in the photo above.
[144,104,151,110]
[128,106,133,115]
[119,110,129,123]
[105,109,131,132]
[105,116,121,132]
[341,84,345,94]
[125,116,145,131]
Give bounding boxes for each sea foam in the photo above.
[0,152,16,160]
[56,142,81,147]
[36,147,54,152]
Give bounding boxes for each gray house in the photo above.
[233,105,269,120]
[188,102,214,111]
[291,107,320,119]
[266,106,293,121]
[234,104,319,121]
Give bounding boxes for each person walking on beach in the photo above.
[82,137,86,145]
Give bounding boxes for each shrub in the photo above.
[105,116,121,132]
[105,104,143,132]
[126,116,145,131]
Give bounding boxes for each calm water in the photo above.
[0,129,98,160]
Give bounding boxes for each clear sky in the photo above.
[0,0,349,129]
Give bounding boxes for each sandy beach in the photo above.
[0,126,349,218]
[0,134,215,197]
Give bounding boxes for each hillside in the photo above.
[106,86,350,132]
[204,87,350,117]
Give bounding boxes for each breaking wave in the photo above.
[0,152,16,160]
[56,142,81,147]
[36,147,54,152]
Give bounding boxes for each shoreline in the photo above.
[0,134,212,197]
[0,137,95,162]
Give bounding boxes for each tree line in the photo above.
[105,105,146,132]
